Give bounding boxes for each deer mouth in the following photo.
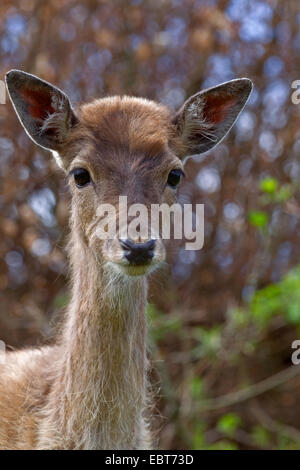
[113,257,161,277]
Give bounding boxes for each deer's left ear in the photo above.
[5,69,78,152]
[173,78,252,162]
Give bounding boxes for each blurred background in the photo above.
[1,0,300,450]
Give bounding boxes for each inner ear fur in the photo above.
[5,69,78,152]
[173,78,253,160]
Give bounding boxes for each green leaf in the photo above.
[248,210,269,228]
[189,376,204,400]
[252,425,271,448]
[286,304,300,324]
[217,413,241,437]
[192,421,205,449]
[208,440,238,450]
[275,185,292,203]
[260,177,278,194]
[192,327,221,358]
[250,266,300,327]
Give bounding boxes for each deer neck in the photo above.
[57,229,148,449]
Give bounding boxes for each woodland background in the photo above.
[1,0,300,449]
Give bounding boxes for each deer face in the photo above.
[6,70,252,277]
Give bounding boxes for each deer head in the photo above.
[6,70,252,277]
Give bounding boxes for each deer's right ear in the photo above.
[5,69,78,153]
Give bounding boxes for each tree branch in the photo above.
[198,366,300,411]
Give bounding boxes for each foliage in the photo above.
[250,266,300,326]
[1,0,300,450]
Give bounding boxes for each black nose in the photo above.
[120,239,156,265]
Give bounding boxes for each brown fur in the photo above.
[1,72,252,449]
[0,97,181,450]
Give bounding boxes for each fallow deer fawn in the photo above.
[0,70,252,449]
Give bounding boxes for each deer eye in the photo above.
[72,168,91,188]
[167,169,184,187]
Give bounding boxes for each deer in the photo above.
[0,69,252,449]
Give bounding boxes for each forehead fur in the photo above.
[78,96,172,156]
